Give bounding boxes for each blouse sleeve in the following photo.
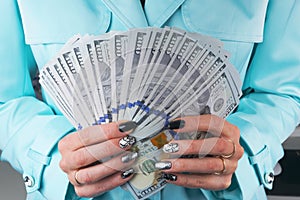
[203,0,300,199]
[0,1,75,199]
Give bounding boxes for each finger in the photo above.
[63,137,134,170]
[169,115,239,140]
[155,157,236,175]
[162,138,238,158]
[69,152,138,185]
[74,169,135,198]
[162,172,233,190]
[59,121,137,152]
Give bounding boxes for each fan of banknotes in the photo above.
[39,27,242,200]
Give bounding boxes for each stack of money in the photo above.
[39,27,242,200]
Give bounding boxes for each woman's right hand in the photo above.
[58,121,138,198]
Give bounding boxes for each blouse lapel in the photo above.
[102,0,186,28]
[144,0,186,27]
[102,0,148,28]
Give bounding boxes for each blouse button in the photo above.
[24,175,35,187]
[264,172,274,184]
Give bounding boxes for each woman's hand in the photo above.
[155,115,244,190]
[58,121,138,198]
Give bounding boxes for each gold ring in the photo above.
[74,170,83,185]
[221,138,236,159]
[214,156,226,175]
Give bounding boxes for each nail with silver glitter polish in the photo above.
[121,168,134,179]
[119,135,136,149]
[163,143,179,153]
[121,152,139,163]
[161,172,177,181]
[155,161,172,170]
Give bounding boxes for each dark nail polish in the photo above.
[121,168,134,179]
[119,135,136,149]
[119,121,138,132]
[155,161,172,170]
[168,120,185,130]
[162,173,177,181]
[121,152,139,163]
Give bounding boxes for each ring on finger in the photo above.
[214,156,226,175]
[221,138,236,159]
[74,170,83,185]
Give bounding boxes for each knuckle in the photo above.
[223,177,232,189]
[58,138,68,153]
[75,186,103,198]
[67,173,73,183]
[218,176,232,189]
[59,160,68,172]
[231,161,238,172]
[73,151,88,167]
[240,146,245,157]
[236,146,244,158]
[75,187,90,198]
[231,125,240,136]
[74,187,83,197]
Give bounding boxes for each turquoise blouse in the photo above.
[1,0,300,199]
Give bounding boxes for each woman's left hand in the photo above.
[155,114,244,190]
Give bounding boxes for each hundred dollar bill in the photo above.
[93,33,115,122]
[126,28,163,119]
[109,33,128,121]
[136,28,171,103]
[79,35,107,123]
[62,48,97,126]
[119,28,152,120]
[71,45,101,123]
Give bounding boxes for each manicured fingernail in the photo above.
[121,168,135,179]
[121,152,139,163]
[161,173,177,181]
[155,161,172,170]
[163,143,179,153]
[119,121,138,132]
[168,120,185,129]
[119,135,136,149]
